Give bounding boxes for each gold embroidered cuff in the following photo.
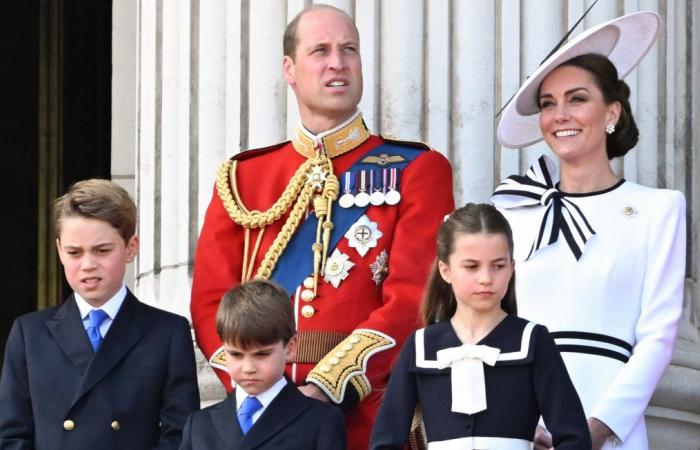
[209,346,227,372]
[306,329,396,404]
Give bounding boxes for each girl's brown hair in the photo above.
[420,203,517,325]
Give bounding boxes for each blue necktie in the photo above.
[237,396,262,434]
[87,309,109,351]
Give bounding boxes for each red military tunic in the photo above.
[191,112,454,450]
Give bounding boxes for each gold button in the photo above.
[111,420,120,431]
[349,335,361,344]
[329,357,340,365]
[335,351,346,358]
[63,420,75,431]
[320,364,331,372]
[301,305,315,318]
[624,206,634,216]
[303,277,314,289]
[343,344,353,351]
[301,289,315,302]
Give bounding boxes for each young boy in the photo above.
[0,179,199,450]
[179,279,346,450]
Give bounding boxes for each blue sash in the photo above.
[271,143,424,294]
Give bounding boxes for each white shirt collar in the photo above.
[74,284,127,320]
[297,109,360,142]
[235,376,287,412]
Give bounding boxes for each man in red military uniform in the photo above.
[191,4,454,449]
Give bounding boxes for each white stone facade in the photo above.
[112,1,700,447]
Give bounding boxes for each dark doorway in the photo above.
[0,1,40,367]
[0,0,112,365]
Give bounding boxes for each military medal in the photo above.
[345,214,383,257]
[354,170,371,207]
[384,167,401,205]
[323,249,355,288]
[369,250,389,285]
[369,169,385,206]
[338,171,355,208]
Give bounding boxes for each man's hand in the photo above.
[589,417,613,450]
[299,383,331,403]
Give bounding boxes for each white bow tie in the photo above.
[436,343,501,415]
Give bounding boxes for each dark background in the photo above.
[0,0,112,366]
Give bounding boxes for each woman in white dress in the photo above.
[492,12,686,450]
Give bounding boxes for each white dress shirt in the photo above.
[75,284,127,338]
[235,377,288,425]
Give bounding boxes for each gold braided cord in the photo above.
[255,182,315,279]
[319,175,339,274]
[229,161,250,215]
[216,153,337,285]
[241,228,250,281]
[312,173,339,292]
[246,228,265,281]
[216,157,324,229]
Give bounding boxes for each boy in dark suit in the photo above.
[0,179,199,450]
[180,279,346,450]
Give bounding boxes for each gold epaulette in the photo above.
[306,329,395,404]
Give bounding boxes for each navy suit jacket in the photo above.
[0,290,200,450]
[179,381,346,450]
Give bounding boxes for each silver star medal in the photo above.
[323,249,355,288]
[345,214,383,257]
[306,165,328,192]
[369,250,389,285]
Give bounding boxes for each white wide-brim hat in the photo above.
[497,11,660,149]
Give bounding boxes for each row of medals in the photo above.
[338,167,401,208]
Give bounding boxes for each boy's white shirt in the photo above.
[75,283,127,336]
[235,376,288,424]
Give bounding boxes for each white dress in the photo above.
[493,160,686,450]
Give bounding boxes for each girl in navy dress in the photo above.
[370,203,590,450]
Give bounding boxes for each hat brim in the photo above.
[497,11,660,149]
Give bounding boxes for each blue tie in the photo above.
[87,309,109,351]
[237,396,262,434]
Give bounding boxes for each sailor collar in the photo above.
[412,316,539,372]
[292,110,371,159]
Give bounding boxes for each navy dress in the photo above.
[370,315,591,449]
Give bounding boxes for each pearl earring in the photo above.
[606,123,616,134]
